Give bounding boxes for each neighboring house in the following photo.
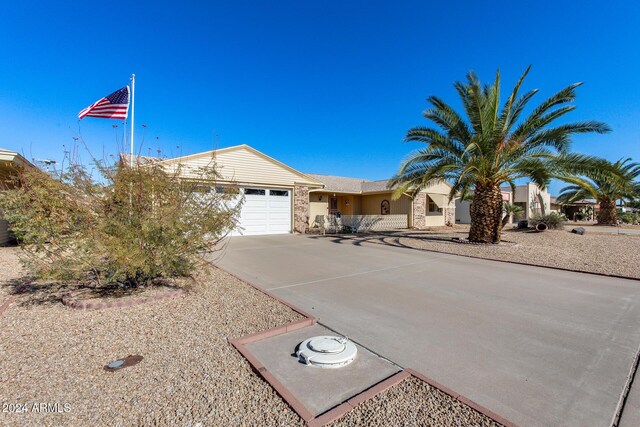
[550,197,562,213]
[562,199,599,221]
[0,148,34,246]
[305,173,455,229]
[130,144,455,236]
[455,183,551,224]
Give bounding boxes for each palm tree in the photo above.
[557,158,640,225]
[389,67,610,243]
[502,202,524,229]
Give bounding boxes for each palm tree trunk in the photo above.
[469,183,504,243]
[597,199,618,225]
[501,213,510,229]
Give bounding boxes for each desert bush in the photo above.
[619,212,640,225]
[0,155,241,287]
[529,212,567,230]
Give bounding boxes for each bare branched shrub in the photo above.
[0,153,241,288]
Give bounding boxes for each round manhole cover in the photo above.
[296,336,357,369]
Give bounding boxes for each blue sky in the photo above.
[1,1,639,195]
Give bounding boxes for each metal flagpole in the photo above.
[130,74,135,167]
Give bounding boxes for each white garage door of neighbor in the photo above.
[235,188,292,236]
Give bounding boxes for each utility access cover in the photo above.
[297,335,357,368]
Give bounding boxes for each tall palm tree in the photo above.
[389,67,610,243]
[557,158,640,225]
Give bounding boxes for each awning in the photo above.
[427,193,449,208]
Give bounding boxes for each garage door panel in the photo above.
[269,212,290,223]
[243,213,268,221]
[244,199,268,208]
[270,201,290,206]
[233,188,292,236]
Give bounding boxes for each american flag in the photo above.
[78,86,130,120]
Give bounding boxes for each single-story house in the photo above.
[135,144,455,236]
[0,148,34,246]
[304,173,455,230]
[455,183,552,225]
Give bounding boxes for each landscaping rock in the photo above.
[331,377,502,427]
[572,227,586,235]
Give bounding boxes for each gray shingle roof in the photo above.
[361,179,396,193]
[305,174,398,194]
[305,173,368,193]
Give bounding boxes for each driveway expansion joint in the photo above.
[266,257,450,291]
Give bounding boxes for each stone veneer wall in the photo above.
[443,207,455,226]
[412,193,426,229]
[293,186,309,233]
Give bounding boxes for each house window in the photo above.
[428,196,442,213]
[244,188,265,195]
[381,199,390,215]
[269,190,289,197]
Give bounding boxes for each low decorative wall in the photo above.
[316,214,408,232]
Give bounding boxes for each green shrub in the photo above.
[529,212,567,230]
[0,156,241,287]
[619,212,640,225]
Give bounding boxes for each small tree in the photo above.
[501,202,524,229]
[0,153,241,287]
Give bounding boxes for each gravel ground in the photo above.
[331,377,502,427]
[333,225,640,279]
[0,248,305,427]
[0,247,26,297]
[0,247,510,427]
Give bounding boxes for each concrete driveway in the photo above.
[216,234,640,426]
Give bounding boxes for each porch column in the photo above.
[412,193,426,229]
[443,206,455,226]
[293,185,309,233]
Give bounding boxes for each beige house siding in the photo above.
[424,181,453,195]
[512,183,551,219]
[309,193,329,227]
[361,193,411,215]
[425,210,445,227]
[162,145,321,188]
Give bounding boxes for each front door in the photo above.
[329,197,338,214]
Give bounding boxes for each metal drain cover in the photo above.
[296,336,357,368]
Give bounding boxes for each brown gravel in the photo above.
[0,247,26,296]
[331,377,502,427]
[0,248,304,427]
[0,247,510,427]
[335,225,640,279]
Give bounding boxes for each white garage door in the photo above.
[234,188,292,236]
